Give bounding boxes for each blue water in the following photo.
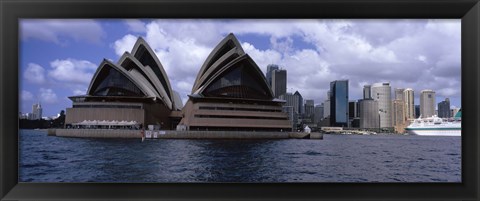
[19,129,461,182]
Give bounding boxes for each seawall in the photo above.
[52,129,323,140]
[55,129,142,138]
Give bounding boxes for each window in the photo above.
[91,65,144,97]
[203,61,270,100]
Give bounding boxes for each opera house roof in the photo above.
[74,37,182,111]
[190,33,275,101]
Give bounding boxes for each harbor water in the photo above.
[19,129,461,182]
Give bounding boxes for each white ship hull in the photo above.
[405,114,461,137]
[406,129,461,136]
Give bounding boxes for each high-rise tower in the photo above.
[330,80,349,127]
[420,89,436,118]
[394,88,405,100]
[371,82,392,128]
[438,98,451,118]
[266,64,279,88]
[403,88,415,120]
[271,69,287,98]
[32,103,42,120]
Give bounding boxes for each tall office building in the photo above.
[403,88,415,120]
[266,64,279,87]
[358,99,379,129]
[393,88,406,132]
[323,91,331,119]
[279,93,298,112]
[294,91,304,115]
[420,89,436,118]
[282,106,295,130]
[304,99,315,120]
[31,103,42,120]
[363,85,371,99]
[314,104,324,124]
[349,101,358,119]
[394,88,404,100]
[279,92,303,128]
[330,80,349,127]
[438,98,451,118]
[392,99,406,133]
[279,92,300,114]
[371,82,392,128]
[272,69,287,98]
[349,100,360,128]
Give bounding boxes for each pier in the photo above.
[50,129,323,140]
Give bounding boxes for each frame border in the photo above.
[1,0,479,200]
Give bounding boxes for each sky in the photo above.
[19,19,461,117]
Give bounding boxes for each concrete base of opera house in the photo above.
[49,129,323,140]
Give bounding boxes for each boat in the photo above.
[404,109,461,136]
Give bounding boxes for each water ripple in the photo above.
[19,130,461,183]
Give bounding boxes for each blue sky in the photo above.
[19,19,461,117]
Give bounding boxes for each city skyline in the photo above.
[20,19,461,116]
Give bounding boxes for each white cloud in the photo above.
[21,90,34,101]
[39,88,58,104]
[437,88,458,97]
[48,58,97,84]
[23,63,46,84]
[417,55,427,63]
[242,42,282,72]
[21,19,105,44]
[223,19,302,38]
[73,89,87,95]
[125,19,147,33]
[109,19,460,106]
[113,34,138,56]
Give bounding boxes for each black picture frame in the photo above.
[1,0,479,200]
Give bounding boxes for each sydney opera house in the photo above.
[66,33,292,132]
[65,38,183,130]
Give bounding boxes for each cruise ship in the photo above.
[405,109,461,136]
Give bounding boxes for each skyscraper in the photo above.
[393,88,406,132]
[279,92,299,114]
[330,80,349,127]
[294,91,304,115]
[349,101,358,119]
[392,99,406,133]
[394,88,405,100]
[271,69,287,98]
[282,106,295,130]
[371,82,392,128]
[32,103,42,120]
[279,92,303,129]
[420,89,436,118]
[266,64,279,88]
[438,98,451,118]
[358,99,379,129]
[323,91,331,119]
[314,104,324,124]
[363,85,371,99]
[349,100,359,128]
[304,99,315,121]
[403,88,415,120]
